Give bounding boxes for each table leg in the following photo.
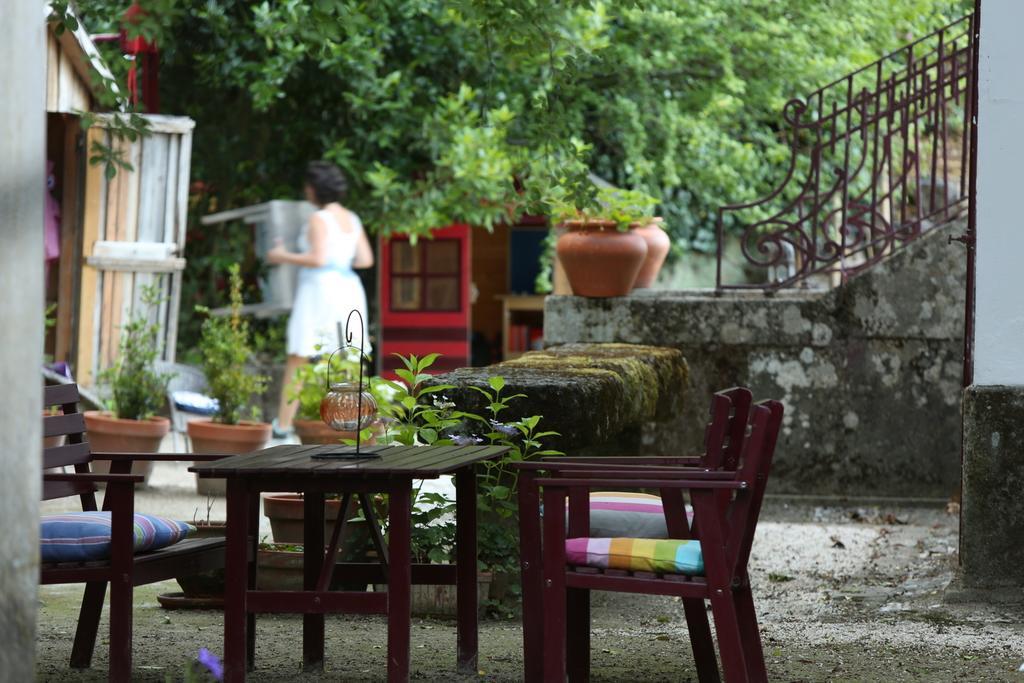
[455,466,478,674]
[303,491,326,672]
[224,480,250,683]
[247,491,260,671]
[387,479,412,683]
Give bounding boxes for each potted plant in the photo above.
[85,285,173,485]
[169,498,227,607]
[188,264,270,495]
[553,186,657,297]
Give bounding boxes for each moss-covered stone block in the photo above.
[434,343,688,456]
[961,385,1024,588]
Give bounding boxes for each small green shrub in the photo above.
[196,264,268,425]
[97,285,172,420]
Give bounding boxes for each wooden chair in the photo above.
[41,383,229,681]
[517,387,753,680]
[519,393,783,682]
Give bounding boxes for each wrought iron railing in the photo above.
[716,14,975,290]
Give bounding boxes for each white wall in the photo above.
[974,0,1024,385]
[0,0,45,677]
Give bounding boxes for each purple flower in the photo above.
[451,434,483,446]
[489,420,519,437]
[197,648,224,681]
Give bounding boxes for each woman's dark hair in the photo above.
[305,161,348,205]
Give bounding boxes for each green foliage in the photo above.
[96,285,173,420]
[196,264,268,425]
[372,353,559,575]
[74,0,969,251]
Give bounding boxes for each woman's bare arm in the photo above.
[266,215,330,267]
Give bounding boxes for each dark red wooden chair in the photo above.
[517,387,754,680]
[41,383,229,681]
[519,393,782,682]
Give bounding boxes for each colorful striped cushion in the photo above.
[580,492,693,539]
[40,512,195,563]
[566,537,704,576]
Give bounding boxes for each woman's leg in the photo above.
[276,354,308,430]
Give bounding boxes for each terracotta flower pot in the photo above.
[256,544,364,592]
[373,573,492,618]
[175,522,226,599]
[84,411,170,484]
[263,493,347,544]
[188,419,271,496]
[556,220,648,297]
[293,419,358,445]
[631,218,671,289]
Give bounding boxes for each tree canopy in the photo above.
[78,0,968,250]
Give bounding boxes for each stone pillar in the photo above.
[0,1,45,676]
[960,0,1024,590]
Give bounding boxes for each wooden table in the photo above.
[190,443,509,683]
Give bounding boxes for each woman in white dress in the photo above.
[265,161,374,436]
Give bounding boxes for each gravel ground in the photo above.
[36,458,1024,682]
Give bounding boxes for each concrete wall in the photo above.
[546,218,967,498]
[973,0,1024,386]
[959,0,1024,591]
[0,1,45,677]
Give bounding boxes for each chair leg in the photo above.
[682,598,721,683]
[708,590,748,683]
[517,474,544,682]
[566,587,590,682]
[69,581,107,668]
[734,584,767,682]
[108,573,133,682]
[542,488,568,682]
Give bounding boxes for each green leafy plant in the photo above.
[96,285,173,420]
[196,264,268,425]
[551,185,659,231]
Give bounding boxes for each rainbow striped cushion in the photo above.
[582,492,693,539]
[566,537,704,576]
[40,512,194,563]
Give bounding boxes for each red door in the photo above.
[378,224,471,378]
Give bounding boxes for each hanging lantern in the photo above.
[320,381,377,432]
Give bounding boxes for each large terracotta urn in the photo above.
[631,217,671,289]
[188,419,271,495]
[556,220,648,298]
[84,411,170,484]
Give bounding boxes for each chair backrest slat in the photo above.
[41,383,98,507]
[725,399,783,575]
[703,387,753,471]
[42,479,98,501]
[44,442,92,469]
[43,412,87,439]
[44,383,80,407]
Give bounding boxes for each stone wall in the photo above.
[545,218,967,498]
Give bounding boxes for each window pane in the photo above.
[426,277,460,311]
[425,240,460,274]
[392,277,422,310]
[392,241,420,274]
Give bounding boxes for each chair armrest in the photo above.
[91,452,233,462]
[535,476,748,491]
[540,455,704,466]
[515,461,733,478]
[44,472,144,484]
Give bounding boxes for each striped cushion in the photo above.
[40,512,194,563]
[566,537,704,576]
[581,492,692,539]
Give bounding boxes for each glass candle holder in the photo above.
[320,382,377,432]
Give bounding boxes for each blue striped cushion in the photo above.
[40,512,194,563]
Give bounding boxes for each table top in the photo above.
[190,443,510,479]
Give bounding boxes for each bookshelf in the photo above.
[498,295,545,360]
